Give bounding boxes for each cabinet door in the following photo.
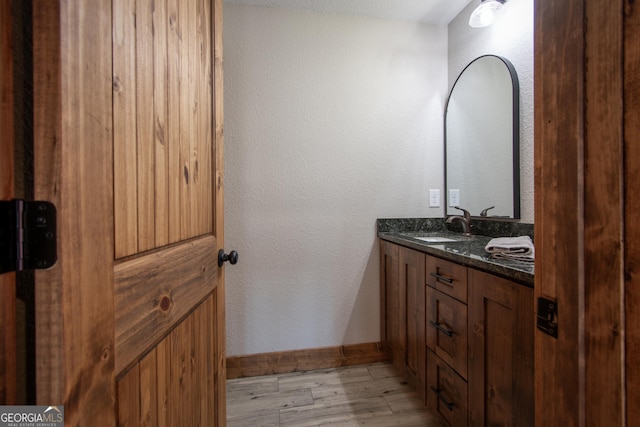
[380,241,401,371]
[468,269,534,427]
[399,246,426,402]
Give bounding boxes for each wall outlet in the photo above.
[429,189,440,208]
[449,189,460,207]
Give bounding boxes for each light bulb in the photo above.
[469,0,505,28]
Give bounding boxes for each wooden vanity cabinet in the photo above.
[381,240,534,426]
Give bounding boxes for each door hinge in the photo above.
[0,199,57,273]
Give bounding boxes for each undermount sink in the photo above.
[400,232,470,243]
[414,236,459,243]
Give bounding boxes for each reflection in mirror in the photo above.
[445,55,520,218]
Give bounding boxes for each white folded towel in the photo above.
[485,236,534,262]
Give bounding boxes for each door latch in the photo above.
[536,297,558,338]
[0,199,57,273]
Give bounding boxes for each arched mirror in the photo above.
[445,55,520,218]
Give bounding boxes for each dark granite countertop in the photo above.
[377,218,534,287]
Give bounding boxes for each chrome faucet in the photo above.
[446,207,472,235]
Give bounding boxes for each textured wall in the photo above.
[224,4,447,356]
[448,0,534,222]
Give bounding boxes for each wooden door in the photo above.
[31,0,226,425]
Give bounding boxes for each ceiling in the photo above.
[223,0,474,25]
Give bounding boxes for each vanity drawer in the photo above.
[426,287,468,379]
[427,349,468,427]
[426,255,468,303]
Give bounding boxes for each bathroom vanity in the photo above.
[378,218,534,427]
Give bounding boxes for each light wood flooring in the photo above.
[226,362,444,427]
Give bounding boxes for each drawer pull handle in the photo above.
[429,321,454,337]
[430,272,454,284]
[431,387,455,411]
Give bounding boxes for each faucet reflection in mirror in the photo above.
[445,54,520,219]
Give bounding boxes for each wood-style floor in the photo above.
[226,362,444,426]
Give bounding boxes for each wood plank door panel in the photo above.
[32,0,225,424]
[117,293,218,426]
[112,0,224,424]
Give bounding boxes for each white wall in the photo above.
[448,0,534,222]
[224,4,447,356]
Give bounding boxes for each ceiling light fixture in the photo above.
[468,0,506,28]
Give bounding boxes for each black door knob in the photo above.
[218,249,238,267]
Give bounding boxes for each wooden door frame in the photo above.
[33,0,116,422]
[534,0,628,424]
[624,0,640,424]
[1,0,17,405]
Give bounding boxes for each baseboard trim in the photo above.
[226,342,390,379]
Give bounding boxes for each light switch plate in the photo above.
[449,189,460,207]
[429,189,440,208]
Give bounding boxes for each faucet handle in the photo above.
[453,206,471,219]
[480,206,495,217]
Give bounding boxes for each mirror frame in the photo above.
[444,54,520,219]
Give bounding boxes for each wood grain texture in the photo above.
[625,0,640,424]
[33,1,116,423]
[213,1,226,420]
[426,287,468,380]
[117,294,218,426]
[534,0,584,424]
[467,269,533,427]
[178,0,193,240]
[197,0,214,236]
[536,1,628,425]
[228,363,442,427]
[399,246,426,403]
[167,0,182,243]
[117,364,140,427]
[226,342,389,380]
[584,1,625,424]
[154,0,170,248]
[139,349,158,427]
[425,255,468,304]
[113,0,214,256]
[114,235,218,374]
[135,0,156,253]
[379,241,400,371]
[426,349,467,427]
[156,337,170,427]
[113,0,139,258]
[0,0,16,404]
